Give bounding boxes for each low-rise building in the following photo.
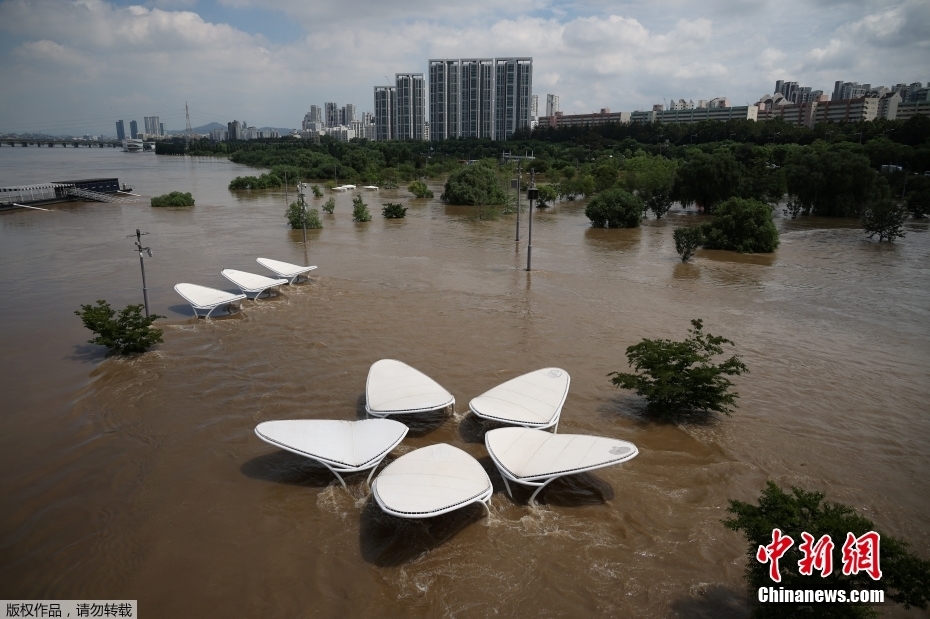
[811,97,879,123]
[541,110,631,129]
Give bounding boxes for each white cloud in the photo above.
[0,0,927,134]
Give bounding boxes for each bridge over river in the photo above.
[3,140,124,148]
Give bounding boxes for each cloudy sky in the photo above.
[0,0,928,135]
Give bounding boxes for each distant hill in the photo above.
[166,122,296,136]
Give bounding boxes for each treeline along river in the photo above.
[0,147,928,617]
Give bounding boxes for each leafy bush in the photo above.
[584,188,643,228]
[75,300,163,355]
[382,202,407,219]
[151,191,195,207]
[862,199,907,242]
[408,180,434,199]
[609,319,747,417]
[228,173,282,190]
[322,197,336,214]
[286,202,322,229]
[536,184,559,207]
[700,197,779,253]
[352,195,371,222]
[324,180,337,191]
[674,226,704,262]
[724,481,930,618]
[311,185,323,198]
[442,165,507,205]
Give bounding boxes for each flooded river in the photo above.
[1,148,928,618]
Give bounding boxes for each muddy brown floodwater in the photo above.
[1,149,929,618]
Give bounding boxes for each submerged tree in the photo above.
[75,300,163,355]
[609,319,747,417]
[442,164,507,205]
[382,202,407,219]
[286,202,322,229]
[352,194,372,222]
[673,226,704,262]
[322,197,336,214]
[862,199,907,242]
[584,188,643,228]
[700,197,779,253]
[408,180,434,199]
[151,191,195,207]
[675,151,741,213]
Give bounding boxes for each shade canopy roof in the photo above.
[174,283,246,309]
[255,419,408,469]
[366,359,455,416]
[485,427,638,482]
[469,368,570,428]
[256,257,318,280]
[221,269,287,294]
[372,443,492,518]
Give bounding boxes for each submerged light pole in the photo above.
[130,229,153,317]
[503,151,535,243]
[298,182,308,244]
[527,170,538,272]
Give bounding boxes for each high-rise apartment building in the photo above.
[426,56,535,141]
[460,59,495,138]
[493,58,533,140]
[344,104,357,125]
[325,103,339,128]
[227,120,241,141]
[374,86,396,141]
[545,94,559,117]
[832,81,868,101]
[159,123,164,136]
[395,73,426,140]
[309,105,322,123]
[115,120,125,141]
[428,59,461,141]
[129,120,138,139]
[144,116,161,137]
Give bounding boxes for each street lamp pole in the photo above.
[130,229,153,318]
[527,169,538,272]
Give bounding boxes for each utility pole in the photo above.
[298,182,308,244]
[503,151,535,243]
[129,229,153,317]
[527,170,538,272]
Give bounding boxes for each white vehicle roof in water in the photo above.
[485,427,638,504]
[221,269,288,299]
[256,258,317,283]
[174,283,246,318]
[365,359,455,417]
[255,418,408,488]
[469,368,570,431]
[372,443,492,518]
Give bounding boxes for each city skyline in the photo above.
[0,0,927,136]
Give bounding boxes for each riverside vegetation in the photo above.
[75,300,163,355]
[151,191,194,207]
[182,115,929,242]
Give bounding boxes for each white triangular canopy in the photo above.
[255,419,408,468]
[256,257,318,279]
[469,368,570,427]
[485,427,638,481]
[221,269,287,294]
[366,359,454,415]
[174,283,245,308]
[373,443,491,517]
